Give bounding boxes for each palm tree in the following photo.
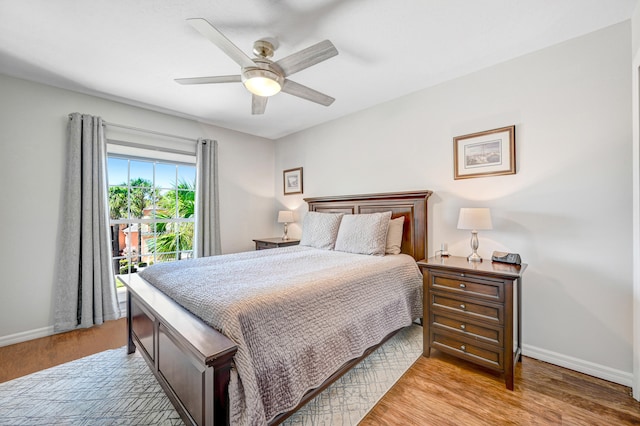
[128,178,156,261]
[108,186,128,220]
[128,178,155,219]
[109,178,157,269]
[108,185,129,272]
[147,179,195,261]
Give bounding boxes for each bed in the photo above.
[121,190,432,425]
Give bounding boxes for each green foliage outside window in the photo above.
[109,177,195,265]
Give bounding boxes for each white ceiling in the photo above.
[0,0,636,140]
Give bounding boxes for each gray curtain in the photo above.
[194,138,221,257]
[54,113,121,332]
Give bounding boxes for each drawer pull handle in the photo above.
[459,283,466,289]
[460,345,466,351]
[460,304,466,310]
[460,324,466,330]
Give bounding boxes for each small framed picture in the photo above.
[283,167,303,195]
[453,125,516,180]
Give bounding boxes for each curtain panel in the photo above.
[194,138,221,257]
[54,113,120,332]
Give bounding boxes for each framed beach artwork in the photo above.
[453,125,516,180]
[283,167,303,195]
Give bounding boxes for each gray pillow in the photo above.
[334,211,392,256]
[299,211,345,250]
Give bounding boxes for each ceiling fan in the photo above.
[175,18,339,115]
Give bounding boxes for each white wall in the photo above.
[0,74,274,342]
[275,22,633,383]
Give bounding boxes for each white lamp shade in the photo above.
[457,208,493,230]
[277,210,294,223]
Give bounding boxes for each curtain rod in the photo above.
[102,121,198,143]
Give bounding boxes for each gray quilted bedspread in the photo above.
[139,246,422,426]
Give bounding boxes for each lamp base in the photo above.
[467,252,483,262]
[282,223,290,240]
[467,230,482,262]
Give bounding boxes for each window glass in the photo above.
[107,157,128,186]
[107,155,196,279]
[129,160,153,183]
[178,166,196,185]
[156,163,177,189]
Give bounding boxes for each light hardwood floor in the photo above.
[0,318,126,383]
[2,320,640,425]
[362,350,640,425]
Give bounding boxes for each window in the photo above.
[107,156,196,277]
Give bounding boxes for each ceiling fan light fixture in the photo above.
[179,19,338,113]
[242,68,283,97]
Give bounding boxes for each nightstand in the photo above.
[417,256,527,390]
[253,238,300,250]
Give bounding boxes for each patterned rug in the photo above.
[0,325,422,425]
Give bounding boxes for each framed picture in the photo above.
[283,167,303,195]
[453,125,516,180]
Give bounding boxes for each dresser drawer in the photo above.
[431,331,504,371]
[431,292,504,325]
[255,241,277,250]
[430,272,504,302]
[432,312,503,346]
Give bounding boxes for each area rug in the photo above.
[0,324,422,425]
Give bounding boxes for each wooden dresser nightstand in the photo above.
[417,256,527,390]
[253,238,300,250]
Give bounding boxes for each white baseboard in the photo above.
[0,325,55,348]
[523,344,633,387]
[0,291,128,349]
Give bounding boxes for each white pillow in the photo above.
[334,211,392,256]
[385,216,405,255]
[299,212,344,250]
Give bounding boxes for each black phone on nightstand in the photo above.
[491,251,522,265]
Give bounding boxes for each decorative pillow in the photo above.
[334,211,392,256]
[385,216,405,255]
[299,212,345,250]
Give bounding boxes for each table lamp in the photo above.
[457,208,492,262]
[277,210,294,240]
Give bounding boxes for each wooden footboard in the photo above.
[122,274,237,426]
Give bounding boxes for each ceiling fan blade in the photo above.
[281,79,335,106]
[186,18,256,69]
[275,40,338,77]
[252,95,268,115]
[175,75,242,85]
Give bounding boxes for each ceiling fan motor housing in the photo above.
[252,39,276,58]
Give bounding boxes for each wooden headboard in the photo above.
[304,190,432,262]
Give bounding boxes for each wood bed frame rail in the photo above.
[123,190,432,426]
